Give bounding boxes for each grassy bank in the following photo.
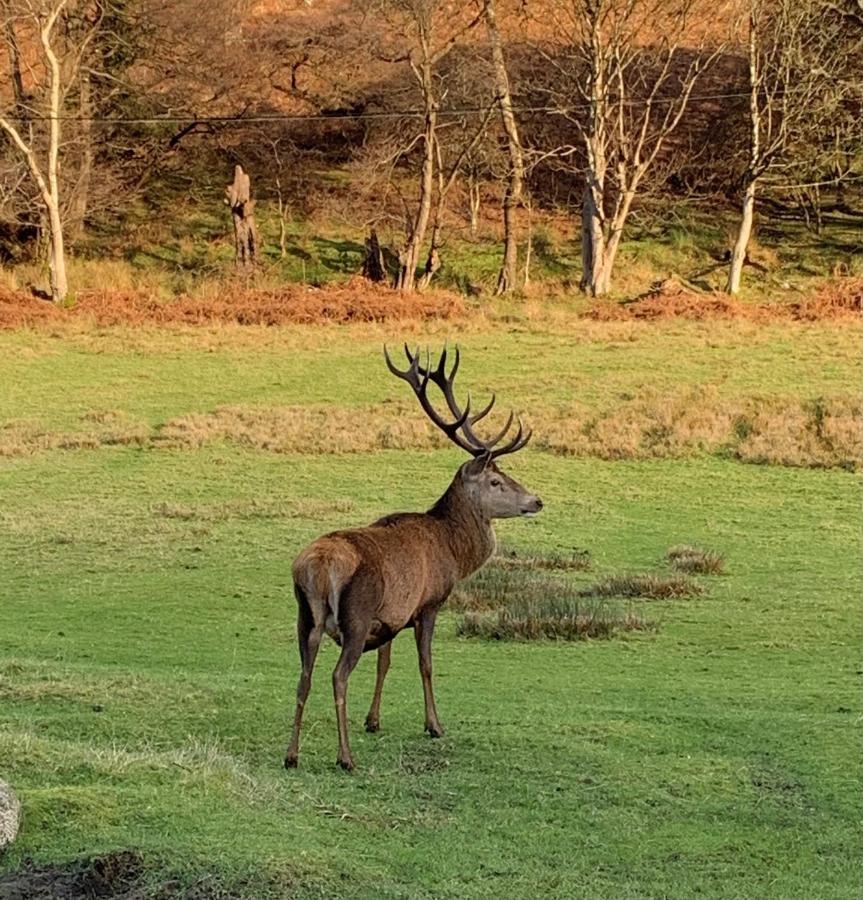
[0,319,860,897]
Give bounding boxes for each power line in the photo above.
[0,89,819,125]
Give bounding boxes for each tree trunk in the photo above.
[418,220,442,291]
[278,213,287,258]
[0,4,69,303]
[727,11,761,296]
[43,14,66,304]
[225,165,258,270]
[68,69,92,243]
[46,197,67,302]
[397,66,437,293]
[727,178,756,294]
[484,0,523,295]
[499,188,519,293]
[580,179,605,296]
[468,169,480,236]
[362,229,387,282]
[592,189,636,297]
[276,182,287,258]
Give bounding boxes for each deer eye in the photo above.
[490,478,502,487]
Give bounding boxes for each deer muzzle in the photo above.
[520,496,544,517]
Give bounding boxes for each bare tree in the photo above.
[0,1,73,301]
[417,105,493,288]
[483,0,525,294]
[367,0,483,292]
[0,0,128,299]
[534,0,722,297]
[726,0,860,292]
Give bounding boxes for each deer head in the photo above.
[384,344,543,520]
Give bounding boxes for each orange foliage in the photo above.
[587,277,863,322]
[0,282,465,330]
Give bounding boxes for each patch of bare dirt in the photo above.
[587,277,863,322]
[0,851,146,899]
[0,282,465,330]
[0,850,263,899]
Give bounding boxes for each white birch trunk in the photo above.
[728,9,761,296]
[397,64,437,293]
[727,179,756,294]
[42,5,68,303]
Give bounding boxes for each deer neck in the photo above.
[429,477,495,579]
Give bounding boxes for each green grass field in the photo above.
[1,318,860,898]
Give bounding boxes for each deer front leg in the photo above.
[365,641,392,733]
[414,607,444,738]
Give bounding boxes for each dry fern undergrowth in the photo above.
[588,276,863,322]
[667,545,725,575]
[2,389,859,472]
[0,277,859,331]
[454,566,653,642]
[0,283,465,329]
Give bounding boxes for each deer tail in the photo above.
[292,541,360,630]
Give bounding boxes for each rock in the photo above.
[0,779,21,849]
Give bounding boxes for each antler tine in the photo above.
[386,344,532,459]
[415,344,480,440]
[469,392,496,426]
[489,416,533,459]
[384,344,479,455]
[384,344,405,379]
[481,409,514,449]
[434,343,449,381]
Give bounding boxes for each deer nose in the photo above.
[535,497,544,510]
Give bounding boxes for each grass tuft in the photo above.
[454,566,654,641]
[578,573,704,600]
[667,544,726,574]
[457,595,654,642]
[493,544,591,572]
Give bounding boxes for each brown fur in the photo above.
[284,456,541,771]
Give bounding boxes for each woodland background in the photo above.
[0,0,860,306]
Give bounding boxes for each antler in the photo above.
[383,344,532,459]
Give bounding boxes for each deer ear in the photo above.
[464,452,492,478]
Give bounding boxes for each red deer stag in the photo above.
[285,345,542,771]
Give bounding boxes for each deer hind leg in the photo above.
[332,626,366,771]
[364,641,392,733]
[415,607,444,738]
[285,589,323,769]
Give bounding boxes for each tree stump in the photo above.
[362,229,387,282]
[225,165,259,270]
[0,779,20,849]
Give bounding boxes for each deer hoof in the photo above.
[364,718,380,733]
[284,754,298,769]
[337,756,355,773]
[426,724,445,738]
